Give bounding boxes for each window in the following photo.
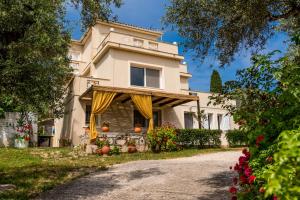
[133,110,161,128]
[131,67,144,86]
[130,66,160,88]
[134,110,147,128]
[208,113,213,130]
[146,68,160,88]
[184,112,194,129]
[85,105,99,126]
[217,114,223,130]
[85,105,92,125]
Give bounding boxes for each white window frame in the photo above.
[129,64,163,89]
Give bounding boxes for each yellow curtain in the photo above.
[89,91,116,140]
[130,94,153,132]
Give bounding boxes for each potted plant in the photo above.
[134,123,142,133]
[101,121,110,132]
[95,137,110,156]
[127,139,137,153]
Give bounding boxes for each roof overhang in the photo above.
[80,85,199,108]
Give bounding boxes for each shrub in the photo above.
[147,124,178,152]
[225,129,248,147]
[176,129,222,148]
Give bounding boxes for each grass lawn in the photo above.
[0,147,240,199]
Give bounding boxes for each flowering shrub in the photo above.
[15,114,33,142]
[147,123,178,152]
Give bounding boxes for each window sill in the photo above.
[129,85,163,91]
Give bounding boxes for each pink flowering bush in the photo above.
[15,114,33,142]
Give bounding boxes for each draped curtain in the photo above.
[89,91,116,140]
[130,94,153,132]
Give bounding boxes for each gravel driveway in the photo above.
[37,151,241,200]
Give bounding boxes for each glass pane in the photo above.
[184,112,193,129]
[146,68,160,88]
[134,110,146,127]
[131,67,144,86]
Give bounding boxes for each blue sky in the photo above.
[66,0,289,92]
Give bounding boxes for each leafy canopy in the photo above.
[164,0,300,66]
[0,0,121,117]
[210,70,222,93]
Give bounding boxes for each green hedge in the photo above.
[176,129,222,148]
[225,129,248,147]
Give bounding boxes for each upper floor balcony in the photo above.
[94,31,182,62]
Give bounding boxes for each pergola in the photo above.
[80,85,200,140]
[80,85,199,108]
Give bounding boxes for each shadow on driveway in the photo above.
[196,171,235,200]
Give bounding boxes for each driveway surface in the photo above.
[38,151,241,200]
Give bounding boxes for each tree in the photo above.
[0,0,121,117]
[210,70,222,93]
[164,0,300,66]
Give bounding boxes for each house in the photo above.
[53,21,237,147]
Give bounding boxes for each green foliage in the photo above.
[210,70,222,93]
[109,146,120,155]
[147,124,178,152]
[176,129,222,148]
[0,0,121,117]
[225,129,249,147]
[95,137,110,148]
[164,0,300,66]
[263,130,300,199]
[211,36,300,199]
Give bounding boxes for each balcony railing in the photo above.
[97,31,178,55]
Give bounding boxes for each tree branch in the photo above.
[268,6,300,21]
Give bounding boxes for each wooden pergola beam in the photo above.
[159,99,180,107]
[152,97,167,104]
[171,100,192,107]
[121,97,131,103]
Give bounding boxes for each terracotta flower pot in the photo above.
[95,148,102,155]
[101,126,109,132]
[134,127,142,133]
[101,145,110,155]
[127,145,137,153]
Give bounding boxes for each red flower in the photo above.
[24,136,30,141]
[239,156,247,165]
[240,175,248,184]
[249,175,256,184]
[273,195,278,200]
[229,186,237,194]
[244,167,252,177]
[233,177,238,185]
[234,163,240,171]
[256,135,265,146]
[266,156,273,163]
[231,196,237,200]
[259,187,265,193]
[242,148,248,155]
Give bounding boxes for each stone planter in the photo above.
[14,139,29,148]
